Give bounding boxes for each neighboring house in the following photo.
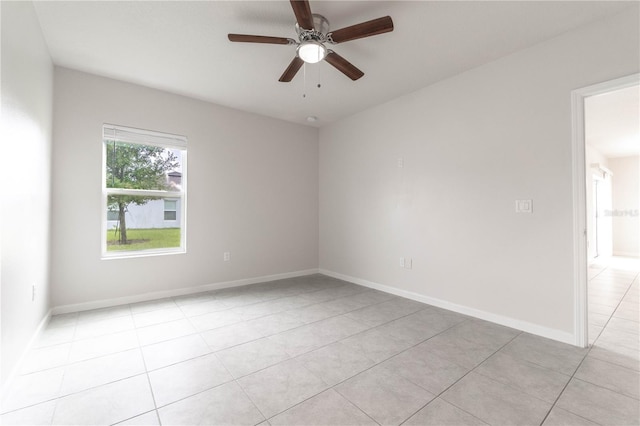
[107,172,182,229]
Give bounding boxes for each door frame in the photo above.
[571,73,639,347]
[593,177,600,259]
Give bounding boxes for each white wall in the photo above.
[610,155,640,257]
[0,2,53,386]
[51,68,318,308]
[319,9,639,342]
[585,145,612,260]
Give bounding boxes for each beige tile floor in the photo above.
[1,267,638,425]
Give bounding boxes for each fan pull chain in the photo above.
[302,63,324,98]
[302,63,307,98]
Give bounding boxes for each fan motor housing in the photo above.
[296,13,330,42]
[227,1,394,82]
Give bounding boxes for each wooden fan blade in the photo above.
[290,0,314,30]
[329,16,393,43]
[228,34,293,45]
[325,51,364,81]
[279,57,304,82]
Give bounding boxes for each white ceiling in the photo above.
[586,85,640,159]
[33,1,634,127]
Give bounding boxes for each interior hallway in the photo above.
[588,256,639,347]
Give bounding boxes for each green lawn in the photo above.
[106,228,180,251]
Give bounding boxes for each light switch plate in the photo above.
[516,200,533,213]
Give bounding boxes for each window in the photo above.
[102,124,187,258]
[164,199,177,221]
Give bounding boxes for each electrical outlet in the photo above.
[400,257,405,268]
[397,157,404,168]
[405,258,412,269]
[223,252,230,262]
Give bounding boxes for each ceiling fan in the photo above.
[228,0,393,82]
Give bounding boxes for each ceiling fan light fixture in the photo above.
[297,41,327,64]
[228,1,394,82]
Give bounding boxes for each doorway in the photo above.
[593,178,600,258]
[590,172,613,260]
[571,73,639,347]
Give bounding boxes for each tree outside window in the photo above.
[102,125,187,257]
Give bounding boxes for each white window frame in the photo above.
[101,124,187,259]
[164,199,178,221]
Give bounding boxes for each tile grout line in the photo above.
[132,282,633,425]
[202,280,365,313]
[176,281,373,335]
[260,315,468,424]
[118,292,397,378]
[97,281,397,416]
[211,348,271,426]
[209,302,426,382]
[47,281,406,343]
[397,330,523,426]
[165,309,267,422]
[234,366,307,425]
[131,310,163,426]
[334,392,382,426]
[142,279,366,420]
[172,304,461,422]
[14,271,637,424]
[1,373,160,420]
[0,314,128,419]
[537,351,613,424]
[137,305,435,419]
[109,408,158,426]
[258,361,384,425]
[260,315,477,424]
[588,267,636,346]
[29,279,368,358]
[538,264,639,425]
[11,292,457,422]
[44,310,81,425]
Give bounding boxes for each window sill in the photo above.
[101,247,186,260]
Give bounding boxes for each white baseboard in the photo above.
[319,269,576,346]
[51,269,319,315]
[1,309,52,400]
[612,251,640,258]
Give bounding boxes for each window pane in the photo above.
[164,200,177,210]
[164,211,177,221]
[105,140,183,192]
[106,195,181,252]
